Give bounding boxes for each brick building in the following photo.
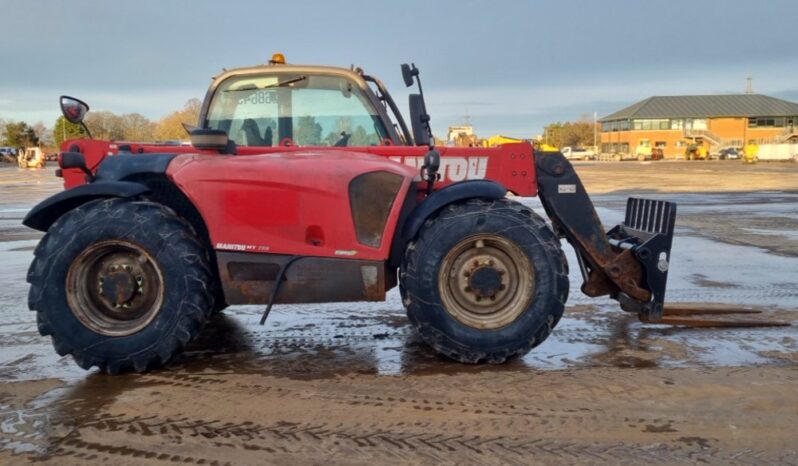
[599,94,798,158]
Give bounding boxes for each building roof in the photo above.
[600,94,798,121]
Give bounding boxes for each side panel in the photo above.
[167,151,417,261]
[228,142,537,196]
[65,139,537,196]
[217,252,387,304]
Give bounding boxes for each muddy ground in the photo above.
[1,160,797,465]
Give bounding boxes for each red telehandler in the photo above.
[23,55,778,373]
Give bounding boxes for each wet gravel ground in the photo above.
[1,161,797,465]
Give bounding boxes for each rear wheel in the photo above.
[400,198,569,363]
[27,198,214,373]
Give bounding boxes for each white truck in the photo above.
[561,146,596,160]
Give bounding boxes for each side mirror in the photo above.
[60,96,89,124]
[409,94,430,147]
[401,63,418,87]
[59,151,94,180]
[190,128,234,154]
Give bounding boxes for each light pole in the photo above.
[593,111,598,151]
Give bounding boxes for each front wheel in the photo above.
[400,199,569,363]
[27,198,214,373]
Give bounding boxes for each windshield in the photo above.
[206,73,390,147]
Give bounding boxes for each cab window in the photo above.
[206,73,389,147]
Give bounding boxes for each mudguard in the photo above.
[23,181,150,232]
[387,179,507,267]
[25,153,180,232]
[401,179,507,242]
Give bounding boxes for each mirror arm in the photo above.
[80,165,95,182]
[80,122,93,140]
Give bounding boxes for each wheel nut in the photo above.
[464,286,471,292]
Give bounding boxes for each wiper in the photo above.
[224,76,308,92]
[261,75,307,89]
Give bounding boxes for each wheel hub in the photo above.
[467,265,504,300]
[67,240,164,336]
[99,265,143,307]
[439,234,535,329]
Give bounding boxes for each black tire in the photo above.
[211,295,228,314]
[27,198,214,374]
[399,198,569,363]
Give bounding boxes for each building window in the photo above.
[677,119,708,131]
[655,141,667,148]
[632,119,670,131]
[602,120,631,132]
[748,117,786,128]
[675,141,687,148]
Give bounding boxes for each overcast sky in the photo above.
[2,0,797,137]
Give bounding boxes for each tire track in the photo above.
[47,413,798,465]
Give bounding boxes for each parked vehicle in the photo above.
[742,142,759,164]
[634,139,664,161]
[0,147,19,163]
[685,143,708,160]
[25,56,689,373]
[715,147,741,160]
[17,147,46,169]
[561,146,595,160]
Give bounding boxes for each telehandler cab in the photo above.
[24,55,779,373]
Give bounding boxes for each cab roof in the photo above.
[211,62,369,87]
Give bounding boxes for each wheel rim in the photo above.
[438,234,535,330]
[66,240,165,336]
